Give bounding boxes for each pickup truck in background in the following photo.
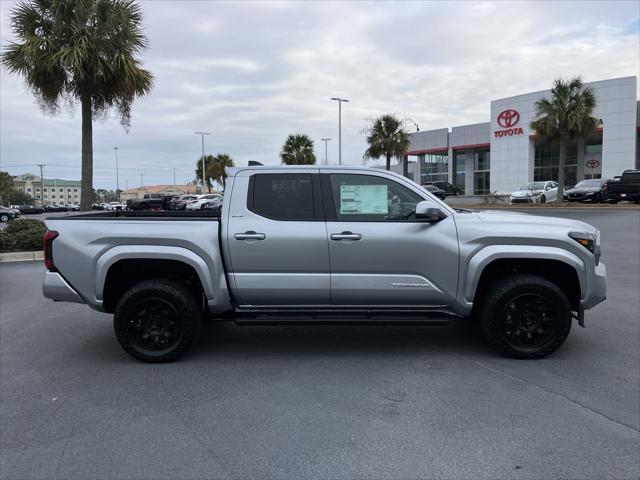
[42,166,606,362]
[126,193,173,210]
[605,169,640,203]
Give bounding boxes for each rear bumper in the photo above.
[42,271,85,304]
[581,262,607,310]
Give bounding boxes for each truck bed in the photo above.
[48,210,221,220]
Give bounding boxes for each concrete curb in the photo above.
[0,251,44,263]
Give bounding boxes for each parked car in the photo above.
[43,204,68,213]
[426,181,462,197]
[42,165,606,363]
[16,205,43,214]
[126,193,172,211]
[509,181,558,204]
[605,169,640,203]
[0,206,20,218]
[105,202,127,211]
[563,179,609,203]
[423,184,446,200]
[91,203,105,210]
[168,195,200,211]
[65,204,80,211]
[202,197,224,212]
[186,194,221,211]
[0,207,17,222]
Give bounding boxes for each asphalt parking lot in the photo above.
[1,210,639,479]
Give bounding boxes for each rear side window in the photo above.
[248,173,316,221]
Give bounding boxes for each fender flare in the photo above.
[95,245,216,303]
[462,245,585,306]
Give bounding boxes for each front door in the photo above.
[225,171,330,307]
[322,172,459,307]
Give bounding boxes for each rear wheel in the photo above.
[477,274,572,359]
[0,214,9,222]
[114,279,202,362]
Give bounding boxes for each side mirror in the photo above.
[415,200,446,222]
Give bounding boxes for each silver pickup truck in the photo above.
[42,166,606,362]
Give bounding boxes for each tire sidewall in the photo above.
[480,276,572,358]
[114,281,202,362]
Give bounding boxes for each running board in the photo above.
[233,311,458,326]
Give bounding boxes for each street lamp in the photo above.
[195,131,210,193]
[114,147,120,201]
[330,97,349,165]
[321,138,331,164]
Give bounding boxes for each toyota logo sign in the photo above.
[497,109,520,128]
[586,159,600,169]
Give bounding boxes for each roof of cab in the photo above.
[225,164,384,177]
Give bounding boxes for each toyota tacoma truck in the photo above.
[42,166,606,362]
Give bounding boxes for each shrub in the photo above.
[0,219,47,252]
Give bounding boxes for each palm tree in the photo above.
[363,114,410,171]
[195,154,216,193]
[2,0,153,210]
[280,134,316,165]
[210,154,234,190]
[530,77,598,199]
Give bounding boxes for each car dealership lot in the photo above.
[1,210,638,479]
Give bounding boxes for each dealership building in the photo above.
[403,76,639,195]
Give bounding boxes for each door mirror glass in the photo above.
[415,200,445,222]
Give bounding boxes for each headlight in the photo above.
[569,231,600,265]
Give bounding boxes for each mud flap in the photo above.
[572,306,585,328]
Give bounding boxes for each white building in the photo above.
[405,76,638,194]
[12,173,82,205]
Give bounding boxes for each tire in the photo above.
[477,274,572,359]
[114,279,202,363]
[0,214,9,222]
[539,195,546,203]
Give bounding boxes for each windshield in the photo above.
[574,180,602,188]
[518,182,546,190]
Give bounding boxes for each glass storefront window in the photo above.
[534,140,578,186]
[453,151,465,192]
[474,149,490,194]
[420,151,448,185]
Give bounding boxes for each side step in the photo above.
[233,311,458,326]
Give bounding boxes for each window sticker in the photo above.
[339,184,388,214]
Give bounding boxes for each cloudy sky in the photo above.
[1,0,638,190]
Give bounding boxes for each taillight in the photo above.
[42,230,59,271]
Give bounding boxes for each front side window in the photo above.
[248,173,315,221]
[327,174,423,221]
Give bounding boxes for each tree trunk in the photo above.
[385,154,391,171]
[80,96,93,210]
[557,137,567,201]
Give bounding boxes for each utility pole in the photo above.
[172,168,176,186]
[37,163,46,205]
[140,173,144,189]
[330,97,349,165]
[321,138,331,164]
[114,147,120,201]
[194,131,210,193]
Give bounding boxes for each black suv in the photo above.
[424,181,462,197]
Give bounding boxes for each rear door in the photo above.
[225,170,330,307]
[322,171,459,307]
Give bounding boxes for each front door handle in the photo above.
[235,231,266,240]
[330,231,362,241]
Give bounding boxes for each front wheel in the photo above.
[539,195,546,203]
[114,279,202,362]
[477,274,572,359]
[0,214,9,222]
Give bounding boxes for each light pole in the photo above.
[114,147,120,201]
[195,131,210,193]
[321,138,331,164]
[330,97,349,164]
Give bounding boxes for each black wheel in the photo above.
[0,214,9,222]
[539,195,546,203]
[114,280,202,362]
[477,274,572,359]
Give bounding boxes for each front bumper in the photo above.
[581,262,607,310]
[42,271,85,304]
[510,197,534,204]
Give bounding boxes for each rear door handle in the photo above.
[330,231,362,241]
[235,231,266,240]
